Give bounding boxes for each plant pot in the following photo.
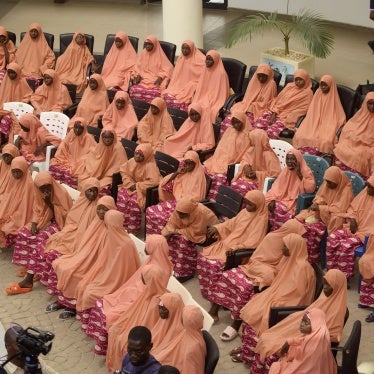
[261,47,315,85]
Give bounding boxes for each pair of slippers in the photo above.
[365,311,374,323]
[219,325,239,341]
[45,301,76,320]
[229,346,243,363]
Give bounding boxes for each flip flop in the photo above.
[16,267,27,277]
[229,346,242,357]
[58,309,77,321]
[6,282,32,295]
[231,353,243,363]
[365,312,374,323]
[45,301,64,313]
[220,325,239,342]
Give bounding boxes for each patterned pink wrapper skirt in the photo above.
[145,200,176,235]
[359,280,374,307]
[129,84,161,103]
[268,201,294,231]
[49,165,78,189]
[163,93,189,112]
[299,219,327,264]
[205,172,228,201]
[196,253,224,299]
[253,111,286,140]
[116,189,142,234]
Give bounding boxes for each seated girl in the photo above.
[129,35,174,103]
[76,125,127,195]
[162,102,215,160]
[265,148,315,230]
[296,166,354,263]
[0,26,16,85]
[162,40,205,111]
[197,190,268,299]
[30,69,72,116]
[161,196,218,281]
[6,171,72,295]
[117,143,161,234]
[101,31,137,91]
[334,91,374,180]
[230,129,281,196]
[137,97,175,152]
[0,143,19,196]
[253,69,313,139]
[203,111,251,200]
[145,150,207,235]
[293,75,346,156]
[102,91,138,141]
[221,63,277,135]
[68,74,109,129]
[55,31,94,93]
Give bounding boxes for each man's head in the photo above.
[127,326,153,366]
[4,326,25,368]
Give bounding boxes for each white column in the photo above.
[162,0,203,51]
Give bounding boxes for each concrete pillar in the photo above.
[162,0,203,51]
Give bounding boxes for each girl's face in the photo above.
[29,28,39,39]
[286,154,298,170]
[115,98,126,110]
[43,74,53,86]
[75,33,85,45]
[205,55,214,68]
[11,168,23,180]
[322,278,333,297]
[281,245,290,257]
[150,105,160,115]
[300,314,312,334]
[7,69,17,80]
[181,43,191,56]
[2,153,14,165]
[115,37,123,48]
[144,41,154,52]
[39,184,52,199]
[101,131,114,146]
[244,199,257,212]
[184,159,196,173]
[367,100,374,113]
[189,109,201,123]
[176,211,189,219]
[325,179,338,189]
[85,187,98,202]
[96,204,109,220]
[257,73,268,84]
[320,81,330,94]
[232,117,244,132]
[73,122,84,136]
[158,301,170,319]
[0,35,7,45]
[294,77,306,89]
[89,78,98,90]
[134,150,145,163]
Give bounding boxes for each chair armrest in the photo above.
[111,172,123,202]
[296,193,315,214]
[336,124,345,140]
[224,248,255,270]
[197,148,216,163]
[145,186,159,208]
[220,93,244,116]
[269,305,308,328]
[64,102,79,118]
[45,145,57,171]
[294,115,306,129]
[227,163,240,185]
[263,177,275,194]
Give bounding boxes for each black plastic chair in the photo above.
[154,151,180,177]
[87,126,102,143]
[121,138,138,159]
[202,330,219,374]
[59,33,94,55]
[159,40,177,65]
[283,74,319,93]
[332,320,361,374]
[131,99,151,121]
[20,31,54,50]
[167,107,189,131]
[337,84,359,121]
[6,31,16,45]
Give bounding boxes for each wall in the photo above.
[229,0,374,28]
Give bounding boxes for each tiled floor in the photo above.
[1,1,373,373]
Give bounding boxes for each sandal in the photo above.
[231,353,243,363]
[220,325,239,341]
[45,301,64,313]
[58,309,77,321]
[365,311,374,323]
[6,282,32,295]
[229,346,242,357]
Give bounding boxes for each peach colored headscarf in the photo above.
[256,269,347,361]
[44,177,100,254]
[104,234,173,328]
[268,308,337,374]
[77,125,127,190]
[75,210,140,311]
[31,171,73,231]
[203,110,252,174]
[203,190,269,262]
[53,196,117,296]
[232,129,281,189]
[0,26,16,70]
[162,197,218,243]
[159,150,207,202]
[0,157,34,246]
[119,143,161,210]
[293,74,346,153]
[30,69,72,115]
[192,50,230,123]
[162,39,205,103]
[0,62,33,106]
[297,166,354,233]
[15,23,55,78]
[162,102,215,159]
[55,31,94,92]
[49,117,96,177]
[137,97,175,151]
[106,264,169,371]
[333,92,374,177]
[240,233,316,335]
[0,143,19,195]
[232,63,277,119]
[101,31,137,90]
[102,91,138,140]
[265,148,316,213]
[69,73,110,128]
[131,35,174,90]
[240,219,306,289]
[359,234,374,280]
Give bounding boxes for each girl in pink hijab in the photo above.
[129,35,174,103]
[162,40,205,111]
[0,26,16,84]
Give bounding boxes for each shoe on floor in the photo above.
[58,309,77,321]
[220,325,239,341]
[6,282,32,295]
[365,311,374,323]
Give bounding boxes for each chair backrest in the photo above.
[302,154,330,191]
[129,234,148,264]
[311,262,324,301]
[154,151,180,177]
[284,74,319,93]
[269,139,294,169]
[63,83,77,103]
[167,107,189,131]
[248,65,282,90]
[59,33,94,55]
[337,84,359,121]
[131,99,151,121]
[39,111,69,139]
[339,320,361,374]
[61,183,80,203]
[3,102,34,119]
[213,185,243,219]
[103,34,139,55]
[6,31,16,45]
[202,330,219,374]
[120,138,138,159]
[20,31,54,50]
[344,171,366,196]
[87,126,102,143]
[159,40,177,65]
[221,57,247,94]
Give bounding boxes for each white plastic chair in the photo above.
[3,102,34,119]
[32,111,69,172]
[60,183,80,203]
[129,234,148,264]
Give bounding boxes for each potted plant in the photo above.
[226,0,334,83]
